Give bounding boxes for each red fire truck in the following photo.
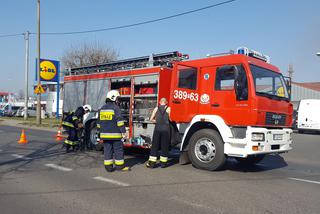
[63,48,293,170]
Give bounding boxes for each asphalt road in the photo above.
[0,125,319,214]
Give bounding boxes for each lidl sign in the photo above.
[36,59,60,82]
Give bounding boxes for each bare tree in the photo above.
[61,41,119,68]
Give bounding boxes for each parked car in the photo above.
[16,107,37,117]
[0,105,19,117]
[296,99,320,133]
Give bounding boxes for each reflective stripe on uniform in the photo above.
[160,156,168,163]
[62,121,74,128]
[96,124,101,128]
[100,109,115,113]
[104,160,113,166]
[64,139,77,146]
[100,133,122,139]
[115,160,124,166]
[72,116,78,121]
[117,121,124,127]
[149,156,157,162]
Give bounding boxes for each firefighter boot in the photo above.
[160,156,168,168]
[146,161,156,168]
[160,162,168,168]
[115,165,131,172]
[105,165,114,172]
[66,144,71,153]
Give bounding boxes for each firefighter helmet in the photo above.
[83,104,92,112]
[106,90,120,102]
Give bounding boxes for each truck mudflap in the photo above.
[225,126,293,158]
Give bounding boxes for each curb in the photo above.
[0,119,58,133]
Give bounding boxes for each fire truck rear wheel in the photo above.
[88,121,103,151]
[188,129,226,171]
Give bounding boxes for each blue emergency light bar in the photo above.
[236,47,270,63]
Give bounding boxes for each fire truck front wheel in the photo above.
[188,129,226,171]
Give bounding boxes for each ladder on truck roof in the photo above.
[65,51,188,76]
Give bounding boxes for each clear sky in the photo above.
[0,0,319,93]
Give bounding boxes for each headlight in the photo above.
[251,133,265,141]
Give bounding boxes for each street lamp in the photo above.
[316,52,320,57]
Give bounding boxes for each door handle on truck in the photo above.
[172,100,181,104]
[211,103,220,107]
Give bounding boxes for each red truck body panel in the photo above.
[64,54,292,128]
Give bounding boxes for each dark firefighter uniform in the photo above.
[148,105,170,168]
[97,102,127,171]
[62,107,84,150]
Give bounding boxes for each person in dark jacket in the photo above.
[146,98,171,168]
[97,90,130,172]
[61,106,85,152]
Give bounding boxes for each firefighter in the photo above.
[97,90,130,172]
[146,97,171,168]
[61,106,85,153]
[82,104,92,151]
[83,104,92,122]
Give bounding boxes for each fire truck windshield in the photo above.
[250,64,289,100]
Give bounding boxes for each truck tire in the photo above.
[87,120,103,151]
[235,155,265,166]
[188,129,226,171]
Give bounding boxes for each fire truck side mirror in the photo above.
[284,76,292,100]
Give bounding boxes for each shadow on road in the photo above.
[225,154,288,172]
[124,147,181,168]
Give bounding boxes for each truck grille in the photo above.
[265,112,286,126]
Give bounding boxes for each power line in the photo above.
[0,33,23,38]
[0,0,238,38]
[32,0,238,35]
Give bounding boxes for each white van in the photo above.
[296,99,320,133]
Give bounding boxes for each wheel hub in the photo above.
[194,138,216,163]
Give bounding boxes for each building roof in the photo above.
[0,92,11,96]
[292,82,320,92]
[291,82,320,102]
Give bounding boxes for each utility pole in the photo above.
[36,0,41,125]
[24,31,30,120]
[288,64,294,81]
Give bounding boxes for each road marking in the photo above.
[288,177,320,185]
[93,176,130,187]
[11,154,32,160]
[45,164,72,172]
[171,196,210,210]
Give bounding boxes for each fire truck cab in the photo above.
[171,48,293,170]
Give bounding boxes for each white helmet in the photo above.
[83,104,92,112]
[106,90,120,102]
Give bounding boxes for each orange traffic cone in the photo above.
[55,127,64,142]
[18,129,28,144]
